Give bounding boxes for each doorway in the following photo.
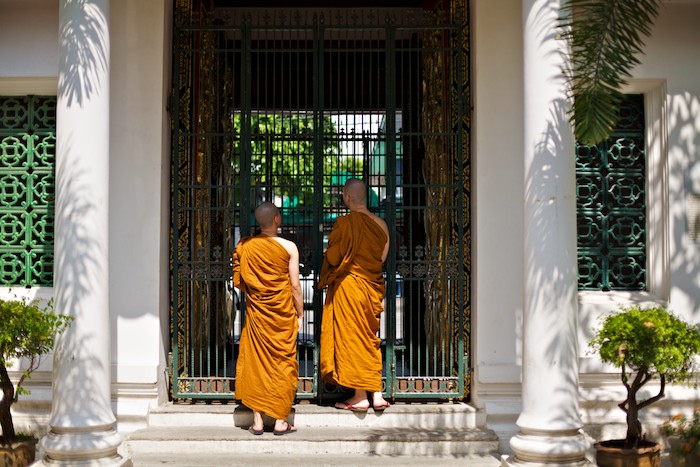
[169,2,472,402]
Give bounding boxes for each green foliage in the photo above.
[0,299,73,400]
[560,0,663,145]
[589,304,700,446]
[0,297,72,371]
[1,295,72,443]
[589,305,700,384]
[232,113,357,208]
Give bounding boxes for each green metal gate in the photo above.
[170,3,471,402]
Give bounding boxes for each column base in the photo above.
[503,428,594,466]
[38,455,130,467]
[38,426,131,467]
[501,455,592,467]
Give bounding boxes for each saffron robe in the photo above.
[318,211,387,392]
[233,234,299,420]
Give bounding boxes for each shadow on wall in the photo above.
[519,0,582,433]
[51,0,115,430]
[669,93,700,317]
[52,135,115,425]
[58,0,108,107]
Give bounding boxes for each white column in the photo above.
[40,0,126,465]
[504,0,590,465]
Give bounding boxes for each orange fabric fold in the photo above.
[233,235,298,420]
[319,212,387,392]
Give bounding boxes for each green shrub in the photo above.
[589,305,700,448]
[0,296,72,444]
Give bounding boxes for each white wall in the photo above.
[578,1,700,440]
[0,0,171,434]
[471,0,524,451]
[575,2,700,357]
[0,0,59,437]
[109,0,171,431]
[472,0,700,449]
[640,3,700,321]
[0,0,58,77]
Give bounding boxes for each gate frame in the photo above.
[168,1,472,402]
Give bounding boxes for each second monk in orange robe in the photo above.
[318,178,391,412]
[233,202,304,435]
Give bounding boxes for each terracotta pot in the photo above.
[0,438,38,467]
[595,439,662,467]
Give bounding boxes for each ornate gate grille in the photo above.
[170,2,471,401]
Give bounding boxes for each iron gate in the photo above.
[170,3,471,402]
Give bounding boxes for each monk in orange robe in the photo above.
[318,178,391,412]
[233,202,304,435]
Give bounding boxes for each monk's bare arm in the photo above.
[375,217,390,263]
[232,248,243,290]
[286,243,304,319]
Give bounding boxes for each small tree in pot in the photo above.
[589,304,700,464]
[0,296,72,449]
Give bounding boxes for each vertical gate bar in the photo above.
[220,40,227,381]
[312,15,324,399]
[454,16,466,397]
[419,147,424,381]
[306,23,314,398]
[219,37,226,380]
[270,23,276,200]
[192,30,200,381]
[362,29,369,180]
[241,21,252,236]
[207,38,215,380]
[214,40,220,380]
[265,136,272,202]
[294,24,304,397]
[406,30,414,383]
[229,42,236,382]
[239,17,252,354]
[384,24,397,399]
[171,21,182,397]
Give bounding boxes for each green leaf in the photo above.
[589,305,700,384]
[0,296,73,395]
[560,0,662,145]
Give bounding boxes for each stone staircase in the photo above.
[125,402,502,466]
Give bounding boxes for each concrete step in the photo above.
[146,401,484,430]
[128,452,504,466]
[126,425,501,459]
[128,402,500,464]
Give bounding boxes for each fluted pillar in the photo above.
[40,0,126,464]
[503,0,590,465]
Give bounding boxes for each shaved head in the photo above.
[343,178,367,205]
[254,202,280,229]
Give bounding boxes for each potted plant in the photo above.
[661,410,700,467]
[588,304,700,467]
[0,295,72,466]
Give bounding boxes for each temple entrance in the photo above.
[169,2,471,402]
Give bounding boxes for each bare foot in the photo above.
[334,399,370,412]
[273,420,297,435]
[251,410,265,432]
[334,389,372,412]
[371,393,390,411]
